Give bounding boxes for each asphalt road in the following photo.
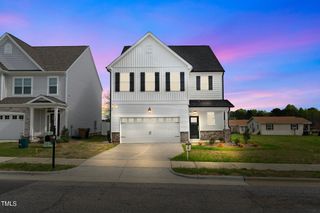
[0,179,320,213]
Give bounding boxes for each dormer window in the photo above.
[4,43,12,54]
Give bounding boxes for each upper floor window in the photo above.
[140,72,159,92]
[4,43,12,54]
[196,76,213,91]
[115,72,134,92]
[48,77,58,95]
[165,72,185,92]
[207,112,216,125]
[14,77,32,95]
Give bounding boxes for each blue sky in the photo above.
[1,0,319,110]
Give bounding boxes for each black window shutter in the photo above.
[208,76,213,90]
[155,72,160,91]
[115,72,120,92]
[165,72,170,91]
[180,72,185,91]
[196,76,200,90]
[130,72,134,92]
[140,72,145,92]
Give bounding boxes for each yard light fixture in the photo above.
[186,141,192,160]
[148,107,152,113]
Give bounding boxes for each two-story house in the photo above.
[107,32,234,143]
[0,33,102,140]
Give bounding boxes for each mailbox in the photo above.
[186,141,192,151]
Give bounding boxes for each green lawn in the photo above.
[0,136,117,159]
[173,168,320,178]
[172,135,320,164]
[0,163,75,171]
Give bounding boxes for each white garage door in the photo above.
[121,117,180,143]
[0,113,25,140]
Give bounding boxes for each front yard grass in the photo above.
[0,136,117,159]
[172,168,320,178]
[171,135,320,164]
[0,163,75,171]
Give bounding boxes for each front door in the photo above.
[46,113,60,136]
[189,116,199,139]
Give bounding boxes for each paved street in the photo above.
[0,179,320,213]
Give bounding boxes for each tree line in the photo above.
[230,104,320,129]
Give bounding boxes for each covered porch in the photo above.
[0,95,67,140]
[28,96,67,139]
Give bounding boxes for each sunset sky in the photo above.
[1,0,319,110]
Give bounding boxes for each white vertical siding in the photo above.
[0,37,39,70]
[111,36,189,103]
[189,72,223,99]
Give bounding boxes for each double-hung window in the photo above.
[266,123,274,130]
[140,72,159,92]
[115,72,134,92]
[196,75,213,91]
[207,112,216,125]
[48,77,58,95]
[14,77,32,95]
[165,72,185,92]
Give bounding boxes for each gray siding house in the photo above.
[107,32,234,143]
[0,33,102,140]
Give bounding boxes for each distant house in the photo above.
[248,116,312,136]
[229,120,248,134]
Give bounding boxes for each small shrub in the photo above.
[218,137,225,143]
[198,141,203,146]
[60,126,70,143]
[234,138,240,146]
[243,129,251,144]
[209,137,215,145]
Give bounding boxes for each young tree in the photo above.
[243,129,251,144]
[102,93,110,120]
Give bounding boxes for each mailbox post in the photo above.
[186,141,192,161]
[52,126,56,169]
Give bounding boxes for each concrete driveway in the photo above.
[0,143,246,185]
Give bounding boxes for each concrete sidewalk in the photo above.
[171,161,320,171]
[0,157,85,165]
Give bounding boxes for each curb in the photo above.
[0,170,65,175]
[169,167,245,181]
[244,176,320,182]
[170,168,320,182]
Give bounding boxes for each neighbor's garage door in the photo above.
[0,113,25,140]
[121,117,180,143]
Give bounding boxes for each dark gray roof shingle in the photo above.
[189,100,234,107]
[8,33,88,71]
[121,45,224,72]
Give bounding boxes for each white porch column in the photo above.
[29,107,34,139]
[54,107,59,135]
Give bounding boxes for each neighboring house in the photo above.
[229,119,248,134]
[0,33,102,140]
[248,116,312,136]
[107,32,234,143]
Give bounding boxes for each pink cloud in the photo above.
[215,29,320,62]
[0,14,28,27]
[227,87,320,110]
